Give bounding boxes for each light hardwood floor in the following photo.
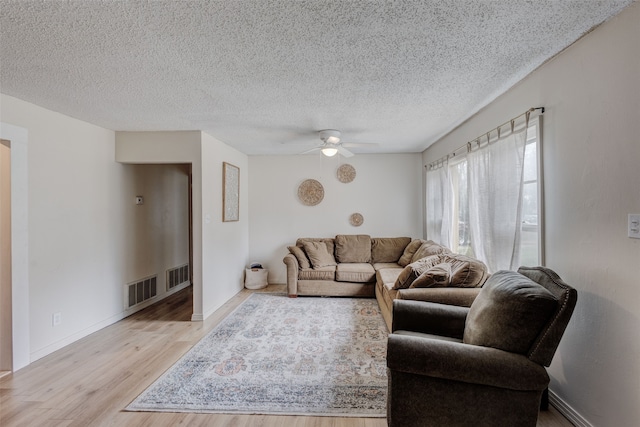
[0,285,574,426]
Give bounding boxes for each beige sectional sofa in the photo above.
[283,234,489,330]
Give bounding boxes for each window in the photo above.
[520,117,542,266]
[449,158,472,257]
[427,115,542,270]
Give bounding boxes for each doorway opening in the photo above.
[128,163,193,321]
[1,138,12,376]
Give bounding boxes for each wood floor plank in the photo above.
[0,285,573,427]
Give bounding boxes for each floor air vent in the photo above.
[167,264,189,290]
[126,275,157,309]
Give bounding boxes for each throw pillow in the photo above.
[441,253,489,288]
[410,240,452,264]
[288,245,311,269]
[463,270,558,355]
[302,241,337,269]
[335,234,372,263]
[393,255,441,289]
[371,237,412,263]
[397,239,425,267]
[409,263,452,288]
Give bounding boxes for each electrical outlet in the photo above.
[53,312,62,326]
[628,214,640,239]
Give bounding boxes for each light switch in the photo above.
[628,214,640,239]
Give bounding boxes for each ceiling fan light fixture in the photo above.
[321,147,338,157]
[326,136,340,144]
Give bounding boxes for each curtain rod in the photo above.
[425,107,544,170]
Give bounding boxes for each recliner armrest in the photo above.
[387,334,549,391]
[392,299,468,339]
[398,287,480,307]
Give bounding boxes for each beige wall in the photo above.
[422,4,640,426]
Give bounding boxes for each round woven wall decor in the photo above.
[349,213,364,227]
[337,164,356,183]
[297,179,324,206]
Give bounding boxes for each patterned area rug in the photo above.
[126,294,388,417]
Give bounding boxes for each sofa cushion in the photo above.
[409,263,452,288]
[297,238,335,258]
[335,234,372,263]
[335,263,376,283]
[393,255,442,289]
[440,253,488,288]
[302,241,337,268]
[373,262,402,270]
[371,237,412,263]
[376,268,403,290]
[288,245,311,269]
[397,239,425,267]
[410,240,451,263]
[463,270,558,355]
[298,266,336,280]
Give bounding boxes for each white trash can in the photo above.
[245,268,268,289]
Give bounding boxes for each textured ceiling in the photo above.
[0,1,634,155]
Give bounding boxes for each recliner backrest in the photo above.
[518,266,578,366]
[463,270,559,356]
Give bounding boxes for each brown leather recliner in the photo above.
[386,266,577,427]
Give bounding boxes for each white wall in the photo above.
[422,4,640,426]
[1,96,193,364]
[200,133,249,318]
[249,154,423,284]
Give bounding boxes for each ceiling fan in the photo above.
[300,129,378,158]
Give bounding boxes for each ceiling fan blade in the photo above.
[336,146,354,158]
[341,142,380,148]
[300,147,321,155]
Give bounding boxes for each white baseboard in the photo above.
[549,389,592,427]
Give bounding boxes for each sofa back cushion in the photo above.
[410,240,451,264]
[335,234,372,263]
[397,239,425,267]
[372,237,412,263]
[463,270,558,355]
[288,245,311,269]
[302,241,337,268]
[297,238,335,258]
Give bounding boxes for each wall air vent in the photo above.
[167,264,190,291]
[126,275,157,309]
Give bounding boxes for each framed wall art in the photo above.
[222,162,240,222]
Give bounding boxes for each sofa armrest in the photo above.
[392,299,468,339]
[283,253,299,297]
[387,334,549,391]
[397,287,481,307]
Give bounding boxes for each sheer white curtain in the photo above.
[426,163,452,248]
[467,120,528,272]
